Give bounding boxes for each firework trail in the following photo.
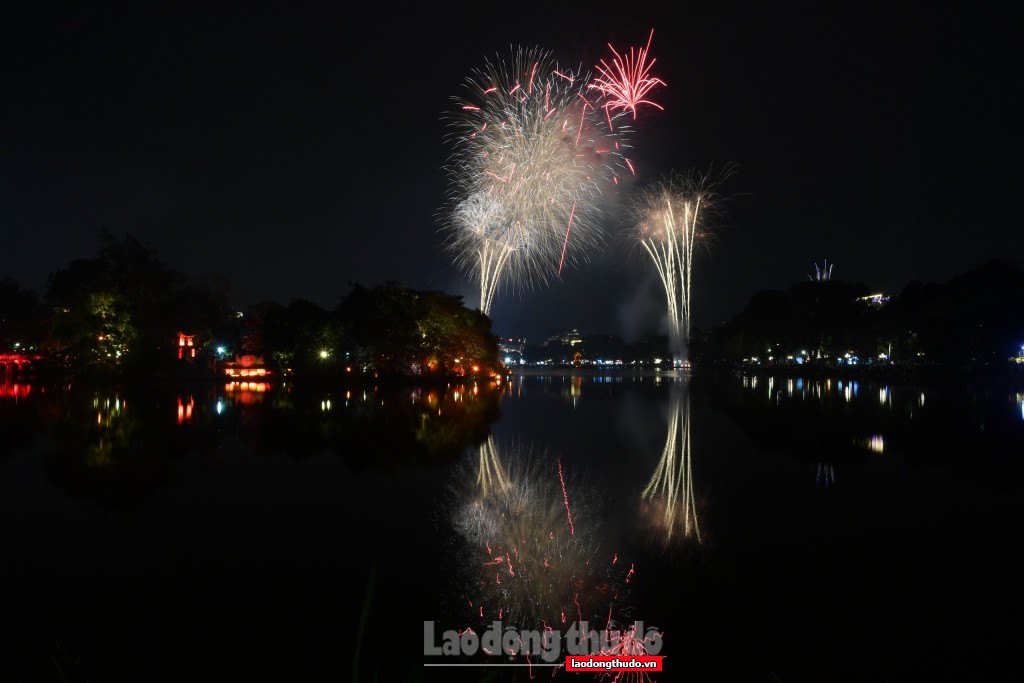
[557,457,575,535]
[476,434,511,498]
[557,201,577,276]
[628,168,728,364]
[441,46,636,315]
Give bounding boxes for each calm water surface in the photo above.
[2,372,1021,682]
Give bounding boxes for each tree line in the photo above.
[4,234,1022,379]
[693,258,1024,373]
[0,234,503,382]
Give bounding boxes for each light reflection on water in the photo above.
[445,437,615,633]
[2,373,1023,682]
[486,370,1024,681]
[640,383,702,547]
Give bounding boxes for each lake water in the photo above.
[2,371,1022,682]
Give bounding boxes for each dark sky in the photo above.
[3,1,1019,342]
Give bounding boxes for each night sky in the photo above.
[3,1,1019,342]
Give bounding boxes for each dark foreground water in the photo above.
[2,372,1022,682]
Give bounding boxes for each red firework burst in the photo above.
[590,29,666,123]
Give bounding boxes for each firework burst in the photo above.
[442,46,635,315]
[627,167,730,364]
[589,29,666,125]
[809,259,834,281]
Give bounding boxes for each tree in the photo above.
[44,232,229,375]
[262,299,343,374]
[337,281,502,380]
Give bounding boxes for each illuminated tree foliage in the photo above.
[262,298,342,374]
[44,233,231,375]
[337,281,503,380]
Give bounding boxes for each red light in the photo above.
[0,383,31,399]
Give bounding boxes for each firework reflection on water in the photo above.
[446,437,632,633]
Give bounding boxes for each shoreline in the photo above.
[507,363,1024,388]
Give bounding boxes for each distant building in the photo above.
[220,354,271,378]
[0,352,33,382]
[177,332,197,360]
[857,293,890,307]
[498,337,526,366]
[544,329,584,346]
[498,337,525,354]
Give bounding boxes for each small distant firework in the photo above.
[809,260,834,281]
[816,461,836,487]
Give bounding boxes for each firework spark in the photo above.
[595,620,662,683]
[557,456,575,535]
